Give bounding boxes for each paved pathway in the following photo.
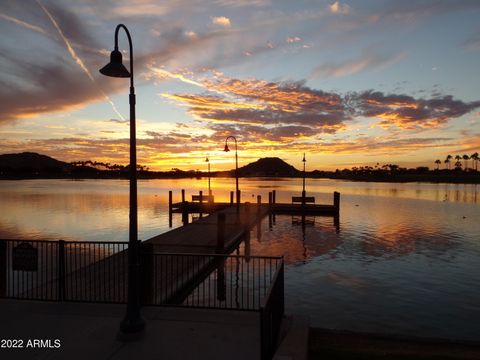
[0,299,260,360]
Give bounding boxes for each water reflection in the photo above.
[1,179,479,340]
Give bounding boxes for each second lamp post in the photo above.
[223,136,239,206]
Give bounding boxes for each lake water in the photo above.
[1,178,479,341]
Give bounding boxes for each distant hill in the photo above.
[237,157,301,177]
[0,152,69,170]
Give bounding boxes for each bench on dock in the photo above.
[291,196,315,204]
[191,194,214,203]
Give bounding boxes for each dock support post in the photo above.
[182,210,189,225]
[268,192,272,207]
[272,190,276,204]
[0,240,6,297]
[334,215,340,233]
[140,242,154,305]
[244,202,250,227]
[181,189,185,203]
[334,191,340,213]
[199,191,203,218]
[230,191,234,205]
[168,191,173,228]
[257,217,262,242]
[257,195,261,216]
[216,213,226,253]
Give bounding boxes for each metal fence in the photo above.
[141,252,283,311]
[0,239,128,302]
[1,240,283,310]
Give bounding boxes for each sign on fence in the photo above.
[12,242,38,272]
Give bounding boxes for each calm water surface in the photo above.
[1,178,479,341]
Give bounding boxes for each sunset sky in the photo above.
[1,0,479,171]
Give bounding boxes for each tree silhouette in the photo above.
[444,158,450,170]
[471,152,479,171]
[462,154,470,171]
[434,159,441,170]
[445,154,452,170]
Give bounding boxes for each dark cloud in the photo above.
[0,62,93,123]
[164,76,480,138]
[350,91,480,129]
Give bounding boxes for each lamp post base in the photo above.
[117,316,146,341]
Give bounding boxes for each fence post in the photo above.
[216,213,226,253]
[268,192,272,208]
[140,242,154,305]
[168,190,173,228]
[58,240,65,301]
[199,190,203,219]
[230,191,234,205]
[272,190,276,204]
[0,240,6,297]
[181,189,185,203]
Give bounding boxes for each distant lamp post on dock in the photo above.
[302,153,306,202]
[205,156,211,196]
[223,136,239,206]
[99,23,145,336]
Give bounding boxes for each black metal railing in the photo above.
[141,252,282,311]
[0,239,128,302]
[260,261,285,360]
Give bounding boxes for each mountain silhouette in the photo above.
[0,152,68,170]
[237,157,301,177]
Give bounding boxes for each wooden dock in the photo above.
[20,190,340,305]
[169,190,340,222]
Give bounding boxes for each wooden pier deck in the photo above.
[147,203,270,253]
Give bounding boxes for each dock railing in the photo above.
[260,261,285,360]
[0,240,283,310]
[0,239,129,302]
[141,251,283,311]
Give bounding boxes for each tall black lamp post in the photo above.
[302,153,306,203]
[99,24,145,336]
[223,136,239,206]
[205,156,211,197]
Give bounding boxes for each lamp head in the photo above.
[99,49,130,78]
[223,144,230,152]
[205,157,209,162]
[302,153,306,162]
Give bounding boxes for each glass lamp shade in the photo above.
[223,144,230,152]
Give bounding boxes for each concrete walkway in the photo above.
[0,300,260,360]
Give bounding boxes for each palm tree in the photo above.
[454,160,462,170]
[471,152,479,171]
[455,155,462,168]
[462,154,470,171]
[446,154,453,170]
[435,159,441,170]
[444,158,450,170]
